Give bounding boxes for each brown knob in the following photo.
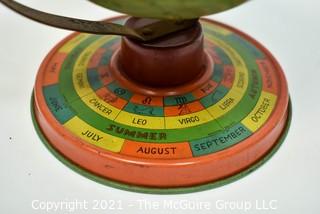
[118,17,206,88]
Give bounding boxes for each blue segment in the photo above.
[87,69,103,90]
[99,50,113,65]
[226,34,265,59]
[43,84,75,124]
[190,123,252,156]
[200,85,229,108]
[214,47,232,65]
[107,82,133,101]
[124,102,164,117]
[164,93,196,106]
[212,63,224,82]
[101,37,120,49]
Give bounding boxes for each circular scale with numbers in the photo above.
[1,0,291,193]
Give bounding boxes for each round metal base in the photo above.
[32,17,291,193]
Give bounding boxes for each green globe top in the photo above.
[90,0,247,19]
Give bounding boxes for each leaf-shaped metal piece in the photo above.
[89,0,248,20]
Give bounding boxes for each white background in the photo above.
[1,0,319,213]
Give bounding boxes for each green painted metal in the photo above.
[89,0,248,19]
